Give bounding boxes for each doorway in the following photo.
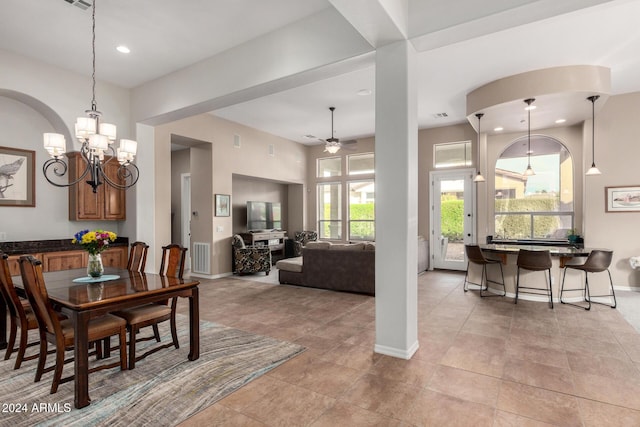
[181,173,191,271]
[430,169,475,271]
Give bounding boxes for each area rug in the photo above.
[0,315,305,427]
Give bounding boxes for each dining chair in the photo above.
[0,252,40,369]
[127,241,149,272]
[463,245,506,297]
[515,249,553,308]
[19,255,128,393]
[560,249,616,310]
[113,244,187,369]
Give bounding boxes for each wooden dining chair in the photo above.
[127,241,149,272]
[113,244,187,369]
[19,255,128,393]
[0,252,40,369]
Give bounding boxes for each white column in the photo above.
[374,40,419,359]
[134,123,157,272]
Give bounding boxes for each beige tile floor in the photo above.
[178,270,640,426]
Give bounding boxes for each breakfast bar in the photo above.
[472,244,613,303]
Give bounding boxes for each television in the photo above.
[247,201,281,231]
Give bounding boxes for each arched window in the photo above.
[494,135,574,240]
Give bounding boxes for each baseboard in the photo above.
[374,340,419,360]
[189,272,233,280]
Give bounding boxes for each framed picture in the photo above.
[0,146,35,207]
[605,185,640,212]
[215,194,230,217]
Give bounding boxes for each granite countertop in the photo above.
[0,237,129,255]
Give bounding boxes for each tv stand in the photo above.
[240,231,286,264]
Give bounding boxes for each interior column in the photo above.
[374,40,419,359]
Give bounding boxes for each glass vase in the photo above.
[87,253,104,278]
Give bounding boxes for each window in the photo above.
[348,180,375,241]
[494,135,574,240]
[317,157,341,177]
[434,141,472,168]
[317,183,341,239]
[348,153,374,175]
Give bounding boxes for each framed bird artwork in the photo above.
[0,146,35,207]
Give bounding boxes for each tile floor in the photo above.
[178,269,640,426]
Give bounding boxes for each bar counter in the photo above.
[471,244,612,303]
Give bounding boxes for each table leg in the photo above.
[0,293,7,350]
[188,286,199,361]
[73,310,90,408]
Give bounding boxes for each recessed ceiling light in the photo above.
[555,118,566,124]
[356,89,372,96]
[494,127,504,132]
[116,45,131,54]
[524,105,537,111]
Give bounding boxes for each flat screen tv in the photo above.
[247,201,281,231]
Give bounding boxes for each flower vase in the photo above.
[87,253,104,278]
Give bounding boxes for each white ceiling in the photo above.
[2,0,640,145]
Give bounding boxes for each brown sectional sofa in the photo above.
[276,241,375,295]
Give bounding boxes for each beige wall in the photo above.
[231,176,289,233]
[155,113,307,277]
[584,91,640,287]
[170,149,190,243]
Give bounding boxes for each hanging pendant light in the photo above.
[473,113,485,182]
[586,95,602,176]
[523,98,535,176]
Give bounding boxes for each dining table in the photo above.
[11,267,200,409]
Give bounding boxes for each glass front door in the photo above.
[431,169,475,271]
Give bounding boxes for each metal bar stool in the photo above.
[560,250,615,310]
[516,249,553,308]
[463,245,505,297]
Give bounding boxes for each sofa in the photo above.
[276,241,375,295]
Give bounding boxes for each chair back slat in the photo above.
[19,256,61,337]
[0,252,22,319]
[159,244,187,278]
[127,241,149,272]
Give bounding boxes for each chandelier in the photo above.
[42,0,138,193]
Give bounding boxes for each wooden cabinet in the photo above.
[42,250,86,272]
[101,246,128,268]
[67,152,126,221]
[6,246,128,276]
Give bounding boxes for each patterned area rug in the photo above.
[0,315,305,427]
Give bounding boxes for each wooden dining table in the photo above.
[11,267,200,409]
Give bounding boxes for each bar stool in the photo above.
[516,249,553,308]
[463,245,506,297]
[560,250,615,310]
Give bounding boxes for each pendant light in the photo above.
[523,98,535,176]
[473,113,485,182]
[586,95,602,176]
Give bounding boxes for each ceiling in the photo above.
[2,0,640,145]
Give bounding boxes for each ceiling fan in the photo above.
[320,107,356,153]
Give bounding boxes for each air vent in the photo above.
[432,112,449,119]
[268,144,275,156]
[233,134,241,148]
[63,0,93,10]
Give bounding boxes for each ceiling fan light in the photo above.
[326,144,340,154]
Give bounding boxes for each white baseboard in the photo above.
[374,340,419,360]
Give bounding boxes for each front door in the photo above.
[430,169,475,271]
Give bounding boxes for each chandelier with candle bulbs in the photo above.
[42,0,138,194]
